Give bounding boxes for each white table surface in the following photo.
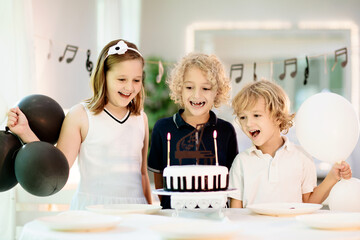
[19,208,360,240]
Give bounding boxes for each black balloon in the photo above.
[0,131,22,191]
[15,141,69,196]
[18,94,65,145]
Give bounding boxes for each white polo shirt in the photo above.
[229,136,317,207]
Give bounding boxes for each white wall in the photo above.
[31,0,142,109]
[140,0,360,60]
[32,0,98,109]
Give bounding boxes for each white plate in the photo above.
[151,220,238,239]
[296,212,360,230]
[36,210,122,231]
[247,202,322,216]
[86,204,162,215]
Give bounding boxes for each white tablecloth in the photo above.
[19,209,360,240]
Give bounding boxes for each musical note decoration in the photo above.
[174,124,215,165]
[279,58,297,80]
[59,44,78,63]
[304,56,309,85]
[253,62,257,81]
[270,61,274,81]
[331,47,348,72]
[230,63,244,83]
[156,60,164,84]
[85,49,93,76]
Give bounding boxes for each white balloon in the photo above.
[295,92,359,163]
[0,94,7,125]
[328,178,360,212]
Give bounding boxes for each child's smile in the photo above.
[238,97,281,152]
[181,67,217,122]
[250,129,260,138]
[118,91,132,98]
[105,59,143,109]
[190,100,206,107]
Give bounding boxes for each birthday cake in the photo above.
[163,165,229,192]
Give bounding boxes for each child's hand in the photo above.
[7,107,30,136]
[331,161,352,181]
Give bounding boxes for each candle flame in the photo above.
[167,132,171,140]
[213,130,217,139]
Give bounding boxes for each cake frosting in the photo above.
[163,165,229,192]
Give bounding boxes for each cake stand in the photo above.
[153,188,239,217]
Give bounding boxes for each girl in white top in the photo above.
[7,39,152,209]
[229,80,352,208]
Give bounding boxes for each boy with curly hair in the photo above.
[148,52,238,209]
[229,80,352,208]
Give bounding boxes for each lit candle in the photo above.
[213,130,219,166]
[167,132,171,166]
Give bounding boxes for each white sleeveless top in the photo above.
[70,104,147,210]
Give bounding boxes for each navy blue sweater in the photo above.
[148,109,238,209]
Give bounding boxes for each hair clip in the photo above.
[107,40,142,57]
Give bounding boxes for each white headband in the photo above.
[107,40,142,58]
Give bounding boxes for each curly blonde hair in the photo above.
[166,52,230,108]
[232,80,295,134]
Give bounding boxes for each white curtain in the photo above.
[0,0,36,239]
[0,0,36,107]
[96,0,142,53]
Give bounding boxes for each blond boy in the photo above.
[229,80,352,208]
[148,53,238,209]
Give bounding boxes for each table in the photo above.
[19,209,360,240]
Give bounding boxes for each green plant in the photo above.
[144,57,178,138]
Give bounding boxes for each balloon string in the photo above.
[11,148,21,159]
[337,160,343,180]
[5,126,25,146]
